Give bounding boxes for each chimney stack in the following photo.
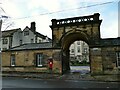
[31,22,36,32]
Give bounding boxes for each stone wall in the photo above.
[90,48,103,75]
[2,49,62,74]
[101,46,119,75]
[90,46,120,75]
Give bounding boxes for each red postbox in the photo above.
[48,58,53,70]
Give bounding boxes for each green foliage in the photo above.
[53,68,60,74]
[70,60,89,66]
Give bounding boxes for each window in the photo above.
[11,54,15,66]
[39,39,42,43]
[31,39,34,43]
[2,38,8,44]
[24,31,29,36]
[77,46,80,53]
[20,40,22,45]
[83,42,85,46]
[77,41,80,45]
[84,48,87,53]
[116,52,120,68]
[71,49,74,53]
[36,53,43,67]
[2,48,7,50]
[77,55,81,59]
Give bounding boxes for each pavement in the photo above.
[1,66,94,81]
[2,72,120,82]
[1,66,120,82]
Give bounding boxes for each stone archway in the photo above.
[60,29,89,50]
[50,13,103,74]
[60,29,90,73]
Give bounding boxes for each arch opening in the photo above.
[69,40,90,74]
[61,30,89,51]
[60,30,90,74]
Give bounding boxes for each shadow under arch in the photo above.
[59,29,91,73]
[60,29,90,51]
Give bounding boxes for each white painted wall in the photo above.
[22,28,36,44]
[0,27,51,50]
[69,41,89,62]
[12,30,22,47]
[1,37,10,50]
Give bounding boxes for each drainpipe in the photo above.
[0,20,2,51]
[0,20,2,74]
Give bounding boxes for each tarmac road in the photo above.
[2,77,119,89]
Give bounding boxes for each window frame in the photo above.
[11,54,15,66]
[77,41,80,45]
[84,48,87,53]
[2,48,7,50]
[36,53,43,67]
[19,40,22,45]
[2,38,8,44]
[24,31,29,36]
[71,49,74,53]
[77,46,80,53]
[31,39,34,43]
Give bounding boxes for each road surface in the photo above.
[2,77,119,89]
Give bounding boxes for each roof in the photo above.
[2,28,21,37]
[23,26,52,41]
[100,37,120,46]
[10,42,52,51]
[36,32,52,41]
[35,32,47,39]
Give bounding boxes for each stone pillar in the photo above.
[52,49,62,74]
[90,47,103,75]
[51,19,57,26]
[93,13,100,21]
[61,50,70,73]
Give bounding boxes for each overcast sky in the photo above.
[0,0,119,39]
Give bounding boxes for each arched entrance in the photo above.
[60,30,90,73]
[50,13,103,74]
[69,40,90,73]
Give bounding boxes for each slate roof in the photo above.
[23,26,52,41]
[10,42,52,51]
[2,28,21,37]
[100,37,120,46]
[35,32,47,39]
[35,32,52,41]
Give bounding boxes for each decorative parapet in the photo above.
[51,13,100,26]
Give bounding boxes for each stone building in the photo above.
[2,42,61,73]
